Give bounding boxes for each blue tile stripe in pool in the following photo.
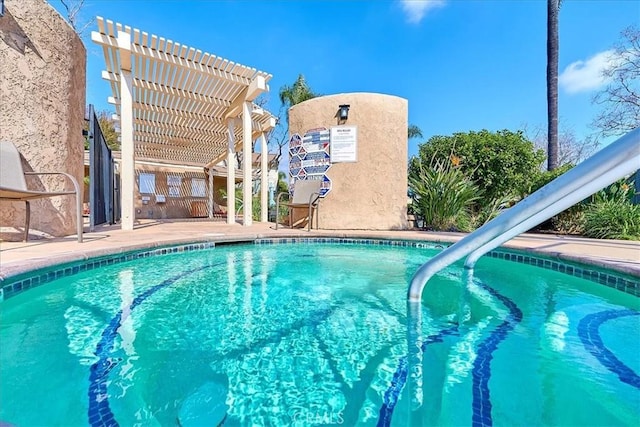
[377,324,459,427]
[577,309,640,390]
[88,263,220,427]
[471,282,523,427]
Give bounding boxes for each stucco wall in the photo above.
[0,0,86,239]
[289,93,408,230]
[132,164,214,219]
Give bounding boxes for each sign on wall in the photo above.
[330,126,358,163]
[289,128,332,197]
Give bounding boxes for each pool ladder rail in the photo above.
[408,128,640,302]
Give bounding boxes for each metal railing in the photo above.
[408,129,640,302]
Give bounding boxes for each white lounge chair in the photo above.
[0,141,83,242]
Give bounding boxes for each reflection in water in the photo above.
[118,269,137,357]
[116,269,138,398]
[243,251,253,334]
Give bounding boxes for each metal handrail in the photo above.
[408,128,640,302]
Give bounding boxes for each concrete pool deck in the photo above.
[1,219,639,281]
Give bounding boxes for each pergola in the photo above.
[91,17,276,230]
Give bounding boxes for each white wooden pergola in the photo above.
[91,17,276,230]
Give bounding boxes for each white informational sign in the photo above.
[330,126,357,163]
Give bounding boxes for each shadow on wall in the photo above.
[0,8,43,58]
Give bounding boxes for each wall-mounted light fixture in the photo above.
[338,104,350,121]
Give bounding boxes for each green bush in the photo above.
[551,205,585,235]
[409,158,480,231]
[473,192,519,226]
[583,200,640,240]
[591,177,635,204]
[527,163,574,195]
[411,129,545,205]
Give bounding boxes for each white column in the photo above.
[118,31,134,231]
[242,101,252,226]
[260,131,268,222]
[227,119,236,225]
[208,167,214,219]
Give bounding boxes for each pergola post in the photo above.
[260,131,268,222]
[227,119,236,225]
[242,101,253,227]
[208,167,214,219]
[117,30,134,231]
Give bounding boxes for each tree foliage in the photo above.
[278,74,319,108]
[408,124,423,139]
[592,25,640,137]
[410,130,546,205]
[97,111,120,150]
[265,75,319,168]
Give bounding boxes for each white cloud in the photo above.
[559,50,619,94]
[400,0,446,24]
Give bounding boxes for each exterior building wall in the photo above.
[289,93,409,230]
[0,0,86,238]
[131,164,215,219]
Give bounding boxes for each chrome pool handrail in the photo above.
[408,128,640,302]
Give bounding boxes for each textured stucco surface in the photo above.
[289,93,408,230]
[0,0,86,239]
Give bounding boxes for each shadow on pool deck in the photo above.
[1,219,639,280]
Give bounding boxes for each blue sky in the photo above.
[57,0,638,159]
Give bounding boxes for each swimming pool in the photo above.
[1,239,638,426]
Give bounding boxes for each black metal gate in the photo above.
[88,105,120,229]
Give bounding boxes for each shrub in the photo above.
[411,129,545,205]
[590,177,635,204]
[473,192,520,227]
[527,163,574,195]
[583,200,640,240]
[409,158,480,232]
[551,205,585,235]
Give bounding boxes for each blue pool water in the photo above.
[0,241,639,426]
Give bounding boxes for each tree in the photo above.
[264,75,319,168]
[278,74,319,108]
[592,25,640,137]
[546,0,561,171]
[56,0,94,36]
[525,123,600,166]
[408,124,423,139]
[97,111,120,150]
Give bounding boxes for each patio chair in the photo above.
[0,141,83,242]
[275,180,322,231]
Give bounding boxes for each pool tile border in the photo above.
[0,242,215,302]
[255,238,640,297]
[1,238,638,302]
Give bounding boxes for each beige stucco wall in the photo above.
[289,93,409,230]
[0,0,86,239]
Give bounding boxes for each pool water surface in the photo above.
[0,242,638,426]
